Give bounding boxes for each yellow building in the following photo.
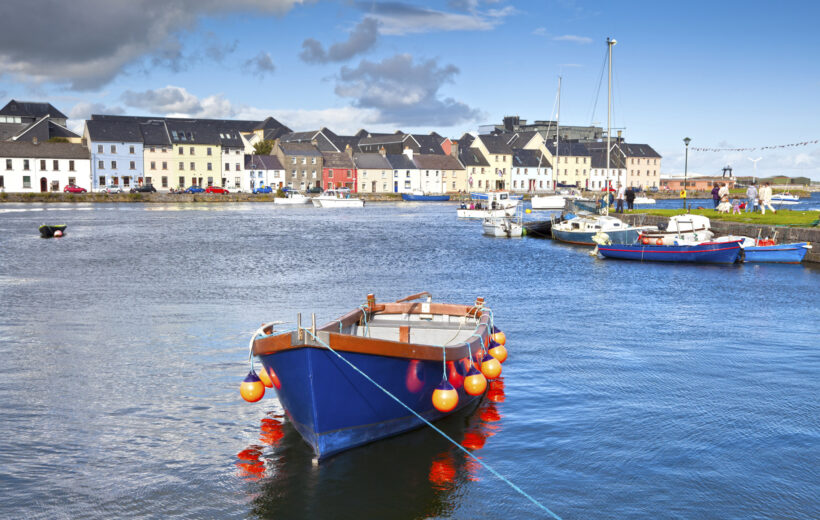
[470,135,513,191]
[166,123,222,187]
[545,142,590,188]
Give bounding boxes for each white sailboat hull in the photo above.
[457,206,517,219]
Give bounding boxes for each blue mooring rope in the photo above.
[302,328,562,520]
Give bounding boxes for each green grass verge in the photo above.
[619,208,819,227]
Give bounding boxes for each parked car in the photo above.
[307,186,323,193]
[99,186,123,193]
[253,186,273,194]
[63,185,87,193]
[205,186,229,194]
[185,186,205,193]
[130,184,157,193]
[649,186,659,193]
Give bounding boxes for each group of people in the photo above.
[613,184,636,213]
[712,182,776,215]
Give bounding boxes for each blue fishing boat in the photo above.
[743,242,811,263]
[250,293,496,461]
[401,191,451,202]
[598,240,743,264]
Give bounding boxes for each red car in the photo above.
[63,185,87,193]
[204,186,229,194]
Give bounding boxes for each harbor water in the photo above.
[0,202,818,519]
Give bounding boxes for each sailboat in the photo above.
[531,78,566,211]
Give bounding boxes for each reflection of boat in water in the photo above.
[251,293,493,461]
[39,224,67,238]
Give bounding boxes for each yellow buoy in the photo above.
[463,367,487,396]
[240,371,265,403]
[480,353,502,380]
[488,341,508,364]
[491,331,506,346]
[525,208,532,214]
[432,380,459,412]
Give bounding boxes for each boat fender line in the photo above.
[248,321,288,370]
[302,327,562,520]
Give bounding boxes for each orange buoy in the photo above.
[488,340,507,363]
[54,230,63,237]
[405,359,425,394]
[480,353,502,380]
[491,331,506,346]
[432,380,459,412]
[267,366,281,389]
[447,360,464,389]
[656,238,664,245]
[240,370,265,402]
[642,237,650,245]
[463,367,487,396]
[257,366,274,388]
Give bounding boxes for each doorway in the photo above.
[40,177,47,192]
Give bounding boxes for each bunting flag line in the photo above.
[691,139,819,152]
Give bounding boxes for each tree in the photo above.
[253,139,274,155]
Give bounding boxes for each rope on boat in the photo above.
[301,327,563,520]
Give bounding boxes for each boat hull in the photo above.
[743,243,810,263]
[482,220,523,238]
[259,348,483,460]
[552,227,642,246]
[599,241,743,263]
[274,196,311,205]
[312,198,365,208]
[457,206,517,219]
[401,194,450,202]
[530,195,566,210]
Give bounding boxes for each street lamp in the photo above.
[683,137,691,210]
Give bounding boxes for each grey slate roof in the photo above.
[458,147,490,167]
[138,121,171,146]
[0,100,68,120]
[11,117,79,142]
[477,135,513,155]
[385,154,416,170]
[413,154,464,170]
[85,119,143,142]
[321,151,355,169]
[353,153,391,169]
[360,133,411,146]
[457,133,475,148]
[279,142,322,156]
[546,141,590,157]
[409,133,446,154]
[623,143,661,158]
[253,116,292,133]
[512,149,551,168]
[0,123,30,140]
[245,154,284,170]
[507,131,541,149]
[0,141,89,159]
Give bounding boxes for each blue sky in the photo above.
[1,0,819,179]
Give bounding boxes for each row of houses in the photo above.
[0,99,663,194]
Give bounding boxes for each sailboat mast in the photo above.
[606,37,616,209]
[555,76,561,191]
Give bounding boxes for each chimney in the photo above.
[379,146,386,156]
[403,147,413,160]
[32,137,39,145]
[345,144,353,157]
[617,130,622,140]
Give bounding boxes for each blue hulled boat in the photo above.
[251,293,494,460]
[743,242,811,263]
[598,240,743,264]
[401,192,451,201]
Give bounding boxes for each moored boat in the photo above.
[39,224,67,238]
[457,191,519,219]
[274,189,311,205]
[312,188,365,208]
[401,190,450,202]
[771,192,800,204]
[249,293,499,460]
[598,240,743,264]
[633,196,656,205]
[551,214,656,246]
[743,242,811,263]
[639,215,714,245]
[482,216,524,238]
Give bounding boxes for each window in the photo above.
[235,177,241,188]
[150,147,155,153]
[162,176,168,188]
[5,159,10,170]
[207,148,212,156]
[130,161,135,170]
[99,176,106,186]
[179,176,185,186]
[111,161,117,169]
[328,170,333,178]
[190,147,195,155]
[178,148,184,155]
[221,178,227,187]
[162,161,167,170]
[478,180,482,188]
[129,146,135,154]
[97,145,103,153]
[404,180,411,188]
[207,163,212,171]
[150,161,156,170]
[301,157,306,165]
[312,157,317,164]
[312,170,317,178]
[291,157,297,164]
[302,170,307,178]
[179,162,184,171]
[53,160,59,170]
[190,162,195,171]
[111,145,116,153]
[576,157,579,164]
[225,163,231,171]
[146,176,152,185]
[426,170,429,177]
[123,177,130,188]
[207,177,214,186]
[362,183,366,191]
[235,163,239,172]
[382,183,387,190]
[0,176,3,188]
[69,160,75,171]
[40,160,47,170]
[23,176,31,188]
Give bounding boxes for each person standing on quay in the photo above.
[745,183,758,213]
[711,183,721,208]
[759,182,776,214]
[626,186,636,210]
[615,183,625,213]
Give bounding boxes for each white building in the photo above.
[0,141,91,192]
[243,154,285,192]
[510,149,552,193]
[385,149,421,194]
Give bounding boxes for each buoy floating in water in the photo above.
[54,230,63,237]
[480,353,502,380]
[488,340,508,364]
[240,370,265,402]
[463,366,487,396]
[432,380,459,412]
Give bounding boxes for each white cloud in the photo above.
[533,27,547,36]
[553,35,593,44]
[357,2,513,35]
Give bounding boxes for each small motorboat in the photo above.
[249,293,498,461]
[639,215,714,245]
[274,189,311,205]
[311,188,365,208]
[598,239,743,264]
[482,212,524,238]
[552,213,656,246]
[39,224,67,238]
[771,193,800,204]
[401,190,450,202]
[457,191,519,219]
[743,241,812,263]
[531,189,583,210]
[633,196,656,205]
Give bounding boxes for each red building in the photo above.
[321,151,357,191]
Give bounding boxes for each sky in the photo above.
[1,0,819,180]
